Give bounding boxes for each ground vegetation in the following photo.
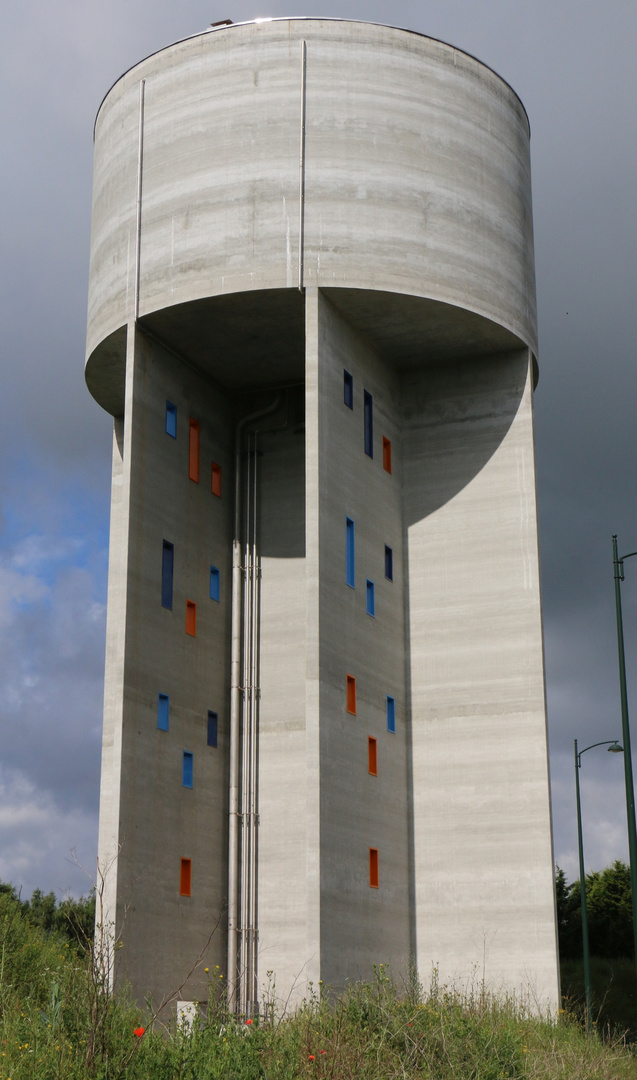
[0,885,634,1078]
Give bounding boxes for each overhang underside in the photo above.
[85,287,531,417]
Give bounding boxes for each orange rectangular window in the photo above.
[346,674,356,715]
[368,737,378,776]
[186,600,197,637]
[369,848,379,889]
[180,858,192,896]
[211,461,221,497]
[189,419,200,482]
[382,437,392,474]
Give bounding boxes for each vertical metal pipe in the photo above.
[228,397,281,1014]
[298,41,307,292]
[240,436,252,1014]
[252,546,262,1011]
[227,526,242,1004]
[249,431,260,1012]
[134,80,145,321]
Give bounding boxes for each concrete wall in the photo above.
[257,394,310,1001]
[87,18,536,403]
[404,351,558,1006]
[98,325,232,1007]
[310,291,411,990]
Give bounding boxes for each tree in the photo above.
[555,862,633,960]
[0,881,96,950]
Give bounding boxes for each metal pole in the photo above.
[248,431,259,1015]
[227,528,242,1005]
[240,435,252,1015]
[574,739,592,1033]
[612,534,637,968]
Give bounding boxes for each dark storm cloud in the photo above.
[1,0,636,892]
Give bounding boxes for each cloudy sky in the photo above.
[1,0,636,899]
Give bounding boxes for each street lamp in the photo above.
[612,535,637,969]
[574,738,623,1033]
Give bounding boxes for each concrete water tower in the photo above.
[86,17,559,1014]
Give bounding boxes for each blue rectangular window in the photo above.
[364,390,373,457]
[366,579,375,617]
[165,401,177,438]
[182,751,193,788]
[158,693,169,732]
[162,541,174,610]
[209,566,220,602]
[386,696,396,734]
[346,517,355,588]
[207,711,218,748]
[385,545,393,581]
[344,370,353,409]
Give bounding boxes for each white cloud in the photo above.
[11,533,84,572]
[0,766,97,899]
[0,563,50,625]
[0,485,107,869]
[551,748,630,883]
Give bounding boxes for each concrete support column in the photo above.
[96,321,138,968]
[405,350,558,1006]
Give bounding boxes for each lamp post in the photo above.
[574,738,624,1033]
[612,535,637,968]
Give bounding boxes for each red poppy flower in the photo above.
[133,1027,145,1038]
[319,1049,327,1054]
[309,1054,315,1060]
[246,1018,253,1025]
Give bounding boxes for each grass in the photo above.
[0,890,636,1079]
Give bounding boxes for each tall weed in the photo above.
[0,899,635,1079]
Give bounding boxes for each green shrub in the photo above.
[0,896,635,1078]
[561,956,637,1041]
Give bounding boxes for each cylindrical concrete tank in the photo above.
[86,17,536,412]
[89,18,558,1016]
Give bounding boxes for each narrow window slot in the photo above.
[368,736,378,776]
[157,693,170,732]
[207,711,218,748]
[166,402,177,438]
[387,696,396,734]
[182,751,193,788]
[210,566,220,602]
[382,436,392,473]
[161,541,174,610]
[211,462,221,497]
[369,848,379,888]
[384,545,393,581]
[189,419,200,482]
[346,517,355,587]
[366,579,375,617]
[346,674,357,715]
[180,858,192,897]
[186,600,197,636]
[364,390,373,457]
[344,370,354,409]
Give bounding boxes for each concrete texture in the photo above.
[86,18,536,403]
[404,350,556,1002]
[88,18,558,1015]
[310,290,411,991]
